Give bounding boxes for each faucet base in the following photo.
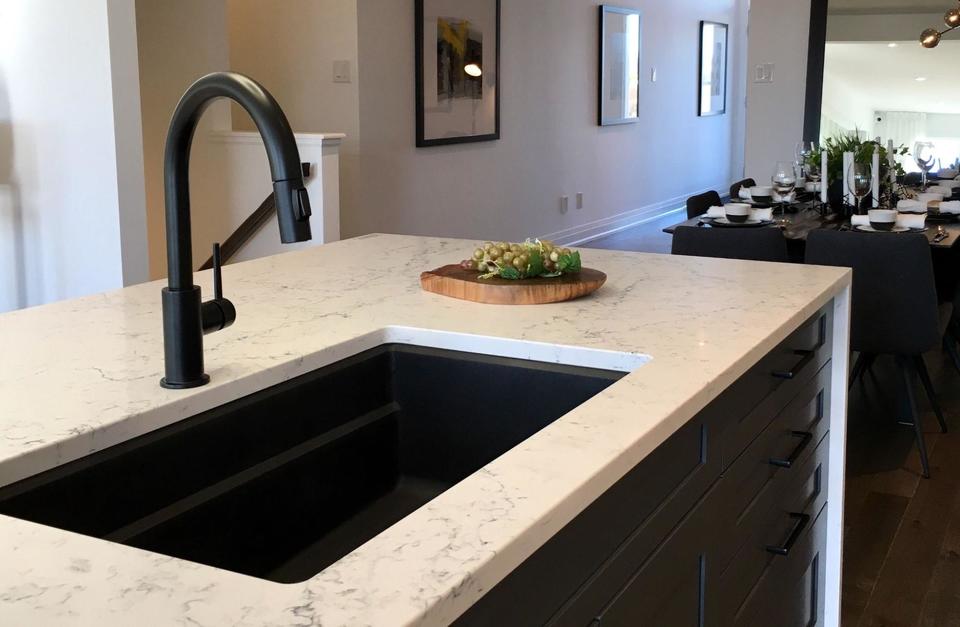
[160,374,210,390]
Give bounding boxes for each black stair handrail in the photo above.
[199,162,312,271]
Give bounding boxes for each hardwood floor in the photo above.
[591,215,960,627]
[585,209,682,254]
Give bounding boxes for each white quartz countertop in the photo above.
[0,234,850,626]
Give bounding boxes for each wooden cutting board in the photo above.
[420,265,607,305]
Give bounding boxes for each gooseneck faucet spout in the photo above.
[160,72,312,389]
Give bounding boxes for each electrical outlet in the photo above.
[333,60,352,83]
[560,196,569,214]
[576,193,584,210]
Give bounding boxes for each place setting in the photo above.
[699,202,775,228]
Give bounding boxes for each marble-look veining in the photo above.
[0,234,851,626]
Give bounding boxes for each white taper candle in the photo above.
[888,140,897,189]
[821,150,828,204]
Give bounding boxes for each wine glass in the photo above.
[772,161,797,225]
[914,141,936,190]
[848,161,873,215]
[795,141,816,178]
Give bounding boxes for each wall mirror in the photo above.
[598,5,642,126]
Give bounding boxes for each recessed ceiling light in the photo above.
[916,76,928,82]
[888,42,898,47]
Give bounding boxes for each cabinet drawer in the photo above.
[720,306,832,470]
[728,503,828,627]
[716,434,829,624]
[715,360,831,570]
[455,412,719,626]
[590,501,712,627]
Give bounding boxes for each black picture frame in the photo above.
[697,20,728,117]
[597,5,642,127]
[415,0,501,147]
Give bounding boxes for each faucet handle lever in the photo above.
[212,242,224,300]
[201,242,236,335]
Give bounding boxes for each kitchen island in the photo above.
[0,234,851,626]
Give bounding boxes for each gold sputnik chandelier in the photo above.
[921,2,960,48]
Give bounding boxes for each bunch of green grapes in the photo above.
[459,239,582,279]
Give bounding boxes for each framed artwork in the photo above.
[698,21,728,117]
[598,5,642,126]
[415,0,501,147]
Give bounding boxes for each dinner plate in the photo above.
[853,225,910,233]
[707,218,774,228]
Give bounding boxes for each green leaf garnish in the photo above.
[498,266,521,280]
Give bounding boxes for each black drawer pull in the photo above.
[765,513,810,556]
[771,350,815,380]
[769,431,814,469]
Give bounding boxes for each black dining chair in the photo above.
[672,226,790,263]
[730,178,757,200]
[805,230,947,477]
[945,291,960,375]
[686,190,723,220]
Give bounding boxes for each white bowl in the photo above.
[868,209,896,221]
[750,185,773,198]
[868,209,897,231]
[725,203,752,223]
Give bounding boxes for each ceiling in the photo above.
[829,0,947,13]
[824,40,960,115]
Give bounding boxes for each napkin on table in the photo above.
[897,213,927,229]
[705,206,726,219]
[738,187,752,201]
[918,193,945,208]
[897,199,924,213]
[751,208,773,221]
[929,185,954,197]
[939,200,960,214]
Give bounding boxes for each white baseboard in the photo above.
[539,188,728,247]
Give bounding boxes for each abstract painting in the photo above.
[416,0,500,146]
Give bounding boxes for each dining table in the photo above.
[663,201,960,250]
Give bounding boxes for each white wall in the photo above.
[821,67,876,132]
[0,0,148,312]
[744,0,812,180]
[227,133,343,264]
[354,0,747,243]
[136,0,232,280]
[226,0,360,243]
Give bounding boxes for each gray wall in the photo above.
[352,0,748,243]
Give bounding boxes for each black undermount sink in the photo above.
[0,345,624,583]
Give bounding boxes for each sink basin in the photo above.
[0,344,626,583]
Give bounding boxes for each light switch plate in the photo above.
[560,196,569,214]
[333,60,352,83]
[754,63,774,83]
[651,67,657,83]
